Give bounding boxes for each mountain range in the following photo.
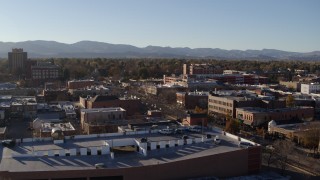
[0,40,319,60]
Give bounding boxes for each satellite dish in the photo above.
[51,127,64,139]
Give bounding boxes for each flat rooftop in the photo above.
[0,129,254,173]
[41,122,75,132]
[237,106,313,113]
[81,107,126,113]
[0,127,6,134]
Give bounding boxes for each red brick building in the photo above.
[147,110,162,118]
[184,63,223,75]
[0,146,262,180]
[80,95,142,116]
[31,62,60,80]
[176,92,208,109]
[184,113,208,126]
[67,79,94,90]
[236,106,314,127]
[208,74,268,85]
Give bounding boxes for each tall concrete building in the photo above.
[8,48,28,73]
[183,63,223,75]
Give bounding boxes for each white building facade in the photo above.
[301,83,320,94]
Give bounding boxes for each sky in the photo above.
[0,0,319,52]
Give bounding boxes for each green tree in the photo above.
[138,67,149,79]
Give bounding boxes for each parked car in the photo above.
[1,139,16,148]
[188,127,201,133]
[238,141,254,148]
[140,137,148,143]
[214,136,221,144]
[158,129,174,135]
[181,135,189,140]
[95,163,105,169]
[175,127,188,134]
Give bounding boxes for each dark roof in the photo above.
[274,119,304,125]
[128,120,179,129]
[187,113,207,118]
[91,95,119,102]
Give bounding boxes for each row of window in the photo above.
[208,105,232,114]
[33,72,58,75]
[237,112,304,121]
[33,70,58,73]
[32,75,59,79]
[237,113,253,121]
[209,99,233,107]
[89,114,123,121]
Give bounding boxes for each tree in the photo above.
[56,93,70,101]
[301,126,320,154]
[273,140,294,175]
[158,90,176,104]
[263,145,277,168]
[61,69,70,81]
[225,117,240,134]
[194,106,207,113]
[138,67,149,79]
[286,94,295,107]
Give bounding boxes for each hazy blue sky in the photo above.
[0,0,319,52]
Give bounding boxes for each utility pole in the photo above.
[202,118,204,134]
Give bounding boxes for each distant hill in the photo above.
[0,40,319,60]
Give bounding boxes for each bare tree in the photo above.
[263,146,277,168]
[301,126,320,155]
[273,140,294,175]
[158,90,176,104]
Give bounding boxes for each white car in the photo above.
[238,141,254,148]
[214,136,221,144]
[95,163,105,169]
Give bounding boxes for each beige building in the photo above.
[236,106,314,127]
[279,81,301,91]
[208,93,258,118]
[268,121,320,149]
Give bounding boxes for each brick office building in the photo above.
[183,63,223,75]
[208,92,286,119]
[183,113,208,126]
[236,106,314,127]
[80,95,142,116]
[80,107,126,134]
[176,92,208,109]
[208,93,259,118]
